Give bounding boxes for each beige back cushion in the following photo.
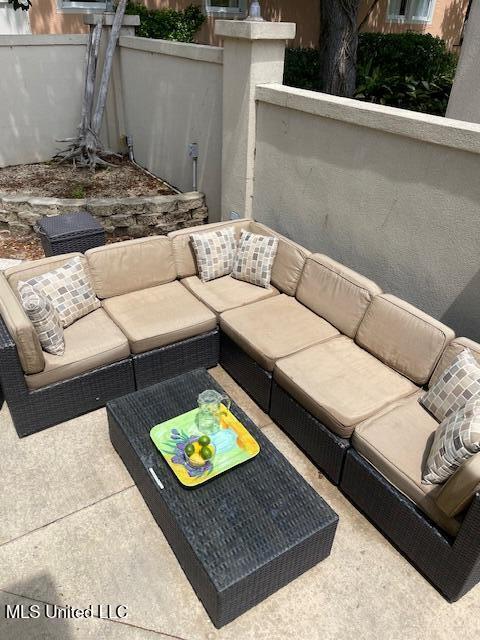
[0,272,44,374]
[249,221,310,296]
[356,294,455,385]
[429,337,480,388]
[5,253,84,297]
[86,236,176,299]
[168,219,250,279]
[296,254,382,338]
[435,453,480,518]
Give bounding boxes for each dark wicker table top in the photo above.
[107,368,338,592]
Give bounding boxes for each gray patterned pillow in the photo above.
[190,227,237,282]
[421,349,480,422]
[23,257,100,328]
[232,231,279,289]
[18,281,65,356]
[423,400,480,484]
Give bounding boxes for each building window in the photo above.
[204,0,246,18]
[57,0,108,14]
[387,0,435,23]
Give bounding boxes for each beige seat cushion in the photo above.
[181,275,279,315]
[274,336,418,438]
[168,219,250,279]
[0,272,44,375]
[220,294,340,372]
[249,221,311,296]
[430,337,480,387]
[296,254,382,338]
[356,294,455,385]
[353,394,461,536]
[25,308,130,390]
[86,236,176,299]
[103,281,216,354]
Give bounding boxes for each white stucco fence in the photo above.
[0,35,87,167]
[253,84,480,340]
[119,36,223,219]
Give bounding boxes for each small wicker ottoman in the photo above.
[37,211,105,256]
[107,368,338,628]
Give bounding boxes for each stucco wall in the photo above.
[0,35,87,167]
[253,84,480,341]
[119,36,223,218]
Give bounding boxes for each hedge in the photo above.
[125,2,205,42]
[284,32,458,116]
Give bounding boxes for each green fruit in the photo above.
[185,443,195,457]
[198,435,211,447]
[200,445,214,460]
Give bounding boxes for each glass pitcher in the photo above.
[195,389,231,436]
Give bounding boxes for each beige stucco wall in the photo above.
[119,36,223,218]
[252,84,480,341]
[0,35,87,167]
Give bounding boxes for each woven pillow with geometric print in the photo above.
[18,281,65,356]
[423,399,480,484]
[21,256,100,328]
[421,349,480,422]
[190,227,237,283]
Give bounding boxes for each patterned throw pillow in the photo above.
[421,349,480,422]
[23,257,100,328]
[232,231,279,289]
[18,281,65,356]
[423,400,480,484]
[190,227,237,282]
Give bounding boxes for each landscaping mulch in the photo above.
[0,158,175,199]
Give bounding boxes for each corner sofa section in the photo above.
[1,218,480,603]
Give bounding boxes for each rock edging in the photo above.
[0,191,208,237]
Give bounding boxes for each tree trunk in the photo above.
[92,0,127,136]
[55,0,127,170]
[319,0,360,97]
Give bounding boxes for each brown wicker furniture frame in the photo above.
[341,449,480,602]
[269,380,350,485]
[220,331,273,412]
[220,335,480,602]
[0,316,219,437]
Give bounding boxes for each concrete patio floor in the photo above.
[1,366,480,640]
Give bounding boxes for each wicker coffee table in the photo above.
[107,368,338,628]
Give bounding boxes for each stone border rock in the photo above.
[0,191,208,238]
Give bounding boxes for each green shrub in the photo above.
[125,2,205,42]
[284,48,321,92]
[356,32,457,82]
[283,32,458,116]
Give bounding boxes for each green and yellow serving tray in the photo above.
[150,404,260,487]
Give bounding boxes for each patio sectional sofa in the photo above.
[0,217,479,602]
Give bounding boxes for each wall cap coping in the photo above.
[256,83,480,156]
[0,34,88,46]
[119,36,223,64]
[0,192,204,208]
[215,20,296,41]
[84,13,140,26]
